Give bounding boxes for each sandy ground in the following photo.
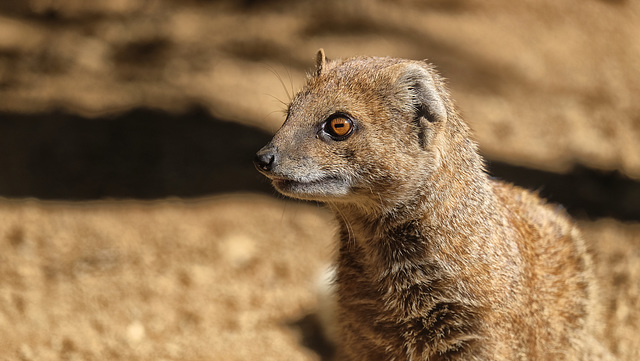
[0,196,335,360]
[0,0,639,360]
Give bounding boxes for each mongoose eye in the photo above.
[323,115,354,140]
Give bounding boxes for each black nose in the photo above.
[254,146,277,172]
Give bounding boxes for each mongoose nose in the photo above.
[254,147,277,172]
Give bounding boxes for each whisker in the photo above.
[264,93,289,110]
[285,64,295,102]
[265,64,292,102]
[332,204,355,247]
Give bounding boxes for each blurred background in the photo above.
[0,0,638,360]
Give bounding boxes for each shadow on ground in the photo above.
[0,107,274,200]
[0,107,638,220]
[287,313,337,361]
[487,162,640,221]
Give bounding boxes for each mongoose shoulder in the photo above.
[255,50,614,361]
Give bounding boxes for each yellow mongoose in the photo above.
[255,50,614,360]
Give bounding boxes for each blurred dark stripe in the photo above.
[487,162,640,221]
[0,107,274,200]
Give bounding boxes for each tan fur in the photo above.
[255,51,615,361]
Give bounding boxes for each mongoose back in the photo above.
[254,50,614,361]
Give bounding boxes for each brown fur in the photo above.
[255,50,615,361]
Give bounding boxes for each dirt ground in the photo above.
[0,0,639,360]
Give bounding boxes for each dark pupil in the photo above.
[334,123,345,129]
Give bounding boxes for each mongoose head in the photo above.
[255,50,462,211]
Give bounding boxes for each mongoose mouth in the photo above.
[270,175,349,199]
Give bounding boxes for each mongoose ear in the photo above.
[315,49,328,77]
[397,62,448,125]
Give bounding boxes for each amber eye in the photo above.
[324,115,354,140]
